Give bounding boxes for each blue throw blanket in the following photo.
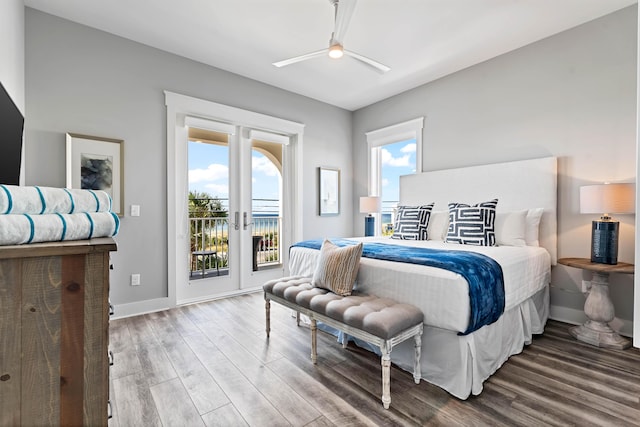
[291,239,505,335]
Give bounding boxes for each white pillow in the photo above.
[427,211,449,241]
[525,208,544,247]
[495,210,527,247]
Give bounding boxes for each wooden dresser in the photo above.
[0,237,117,426]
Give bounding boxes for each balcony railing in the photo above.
[187,196,396,277]
[381,200,398,236]
[189,215,281,278]
[253,216,281,267]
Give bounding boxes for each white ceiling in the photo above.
[24,0,637,111]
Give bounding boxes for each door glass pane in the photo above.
[380,138,416,235]
[187,129,230,279]
[251,140,283,269]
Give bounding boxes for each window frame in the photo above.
[365,117,424,235]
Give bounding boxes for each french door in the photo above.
[166,92,304,306]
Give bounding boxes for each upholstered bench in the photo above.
[263,275,424,409]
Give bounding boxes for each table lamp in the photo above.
[580,183,635,264]
[360,196,381,237]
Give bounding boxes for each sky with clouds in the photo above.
[188,141,280,205]
[188,138,415,213]
[380,139,416,209]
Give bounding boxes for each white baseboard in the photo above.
[111,297,172,320]
[549,304,633,338]
[177,286,262,306]
[111,287,263,319]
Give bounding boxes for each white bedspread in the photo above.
[289,237,551,399]
[289,237,551,333]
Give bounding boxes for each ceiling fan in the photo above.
[272,0,391,73]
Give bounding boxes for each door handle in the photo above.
[231,212,240,230]
[243,212,253,230]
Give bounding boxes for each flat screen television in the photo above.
[0,81,24,185]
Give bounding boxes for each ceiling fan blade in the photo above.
[343,49,391,73]
[332,0,357,45]
[272,49,328,68]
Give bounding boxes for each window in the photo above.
[377,138,417,234]
[366,118,424,235]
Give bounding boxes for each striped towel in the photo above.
[0,212,119,245]
[0,184,112,215]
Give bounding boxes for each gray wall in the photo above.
[25,8,354,306]
[352,6,638,332]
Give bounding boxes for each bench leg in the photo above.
[310,318,318,364]
[265,298,271,338]
[296,311,300,326]
[413,330,422,384]
[381,350,391,409]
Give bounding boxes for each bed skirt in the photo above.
[317,285,549,399]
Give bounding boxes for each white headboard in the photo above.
[400,157,558,264]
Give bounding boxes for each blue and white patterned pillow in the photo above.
[391,203,434,240]
[446,199,498,246]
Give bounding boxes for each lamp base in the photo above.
[364,216,375,237]
[591,220,619,265]
[569,322,631,349]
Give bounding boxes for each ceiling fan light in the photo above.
[328,43,344,59]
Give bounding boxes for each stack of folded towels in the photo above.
[0,184,120,245]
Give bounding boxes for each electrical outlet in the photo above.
[131,205,141,217]
[581,280,591,293]
[131,273,141,286]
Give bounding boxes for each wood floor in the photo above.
[108,292,640,426]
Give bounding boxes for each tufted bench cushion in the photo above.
[263,275,424,409]
[263,276,424,340]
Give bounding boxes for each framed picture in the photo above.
[66,133,124,216]
[318,167,340,216]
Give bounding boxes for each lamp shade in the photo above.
[359,196,381,214]
[580,183,635,215]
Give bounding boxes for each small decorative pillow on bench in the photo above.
[312,239,363,296]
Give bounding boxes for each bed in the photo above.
[289,157,557,399]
